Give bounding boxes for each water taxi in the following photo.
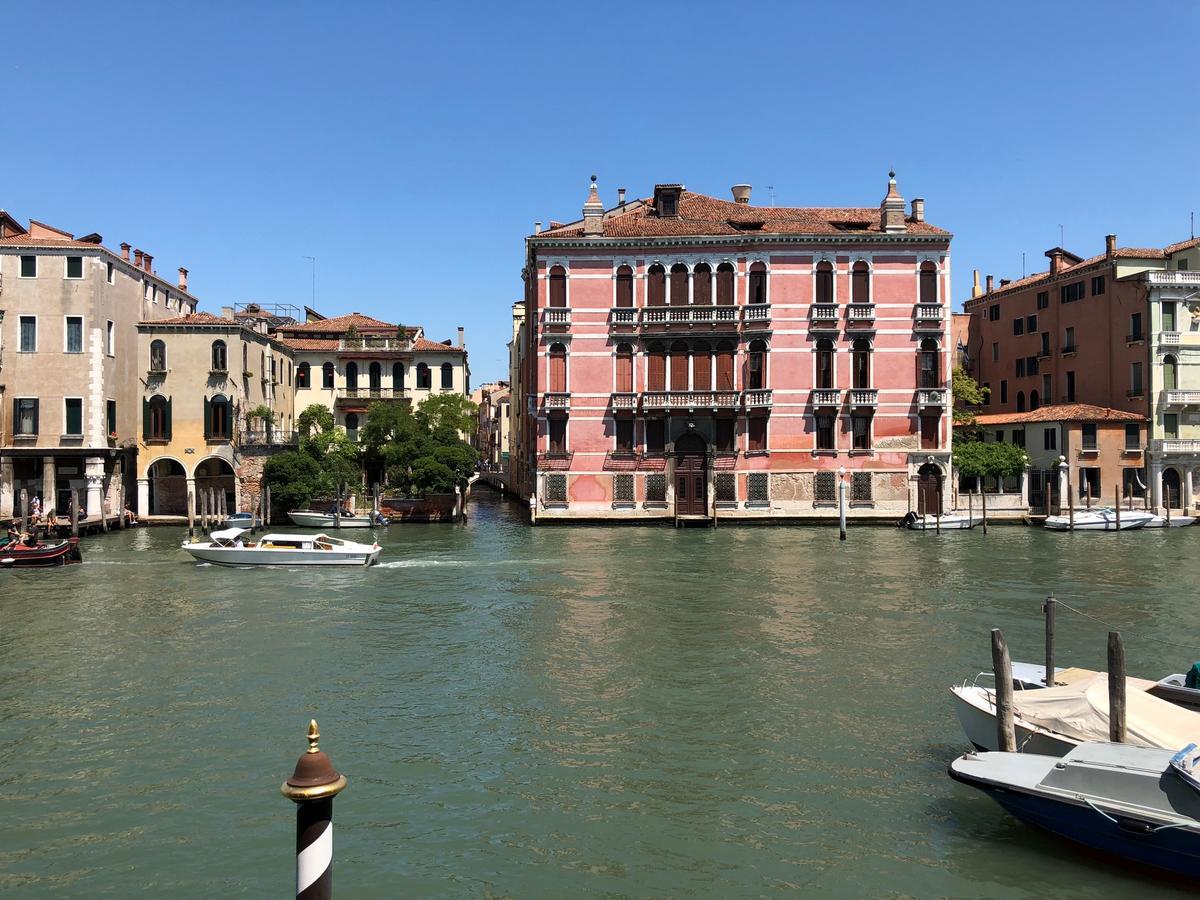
[182,528,382,567]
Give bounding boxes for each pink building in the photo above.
[517,176,953,522]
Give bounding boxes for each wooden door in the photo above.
[675,453,707,516]
[917,464,941,516]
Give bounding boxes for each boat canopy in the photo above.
[1012,674,1200,749]
[210,528,248,542]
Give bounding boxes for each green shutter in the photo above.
[166,397,173,441]
[11,399,17,435]
[143,397,150,440]
[203,396,211,439]
[32,399,38,436]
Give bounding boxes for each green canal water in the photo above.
[2,489,1197,897]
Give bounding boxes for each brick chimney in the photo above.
[1047,248,1064,275]
[880,170,906,234]
[120,242,130,261]
[1106,233,1117,259]
[582,175,604,236]
[617,187,626,206]
[986,274,994,293]
[911,198,925,223]
[731,184,752,204]
[457,326,465,349]
[143,253,153,273]
[178,267,188,291]
[1000,278,1011,287]
[133,249,143,268]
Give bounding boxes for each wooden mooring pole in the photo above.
[991,628,1017,752]
[1085,479,1091,510]
[1114,484,1121,530]
[70,488,79,538]
[1108,631,1127,743]
[281,720,347,900]
[981,488,988,535]
[1067,484,1075,532]
[187,490,195,540]
[935,481,943,535]
[264,484,272,527]
[18,488,28,535]
[838,475,847,541]
[1043,595,1056,686]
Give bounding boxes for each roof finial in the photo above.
[590,174,597,185]
[306,719,321,754]
[889,168,896,181]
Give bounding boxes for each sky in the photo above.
[4,1,1198,382]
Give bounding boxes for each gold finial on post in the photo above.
[307,719,321,753]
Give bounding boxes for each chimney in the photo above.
[120,242,131,261]
[880,170,906,234]
[133,249,143,268]
[582,175,604,236]
[911,198,925,223]
[534,222,542,234]
[1106,233,1117,259]
[986,274,995,293]
[1000,278,1012,287]
[143,253,153,273]
[731,184,752,204]
[457,326,465,349]
[178,267,188,291]
[972,269,982,298]
[1048,248,1064,275]
[617,187,626,206]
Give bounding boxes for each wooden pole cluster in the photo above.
[1043,595,1056,686]
[991,628,1017,753]
[1108,631,1127,743]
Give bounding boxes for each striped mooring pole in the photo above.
[281,720,348,899]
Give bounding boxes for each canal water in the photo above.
[2,489,1196,897]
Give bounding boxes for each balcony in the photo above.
[642,390,740,411]
[610,391,639,411]
[918,388,947,410]
[543,392,571,411]
[1163,389,1200,407]
[338,335,412,352]
[1159,331,1182,347]
[809,304,840,330]
[542,308,571,332]
[338,387,406,402]
[743,389,773,409]
[240,429,299,447]
[847,304,876,327]
[849,388,878,409]
[1126,332,1145,345]
[609,307,638,331]
[742,304,772,329]
[640,305,739,333]
[914,305,944,330]
[1152,439,1200,455]
[812,388,842,408]
[1062,343,1079,355]
[1144,271,1200,287]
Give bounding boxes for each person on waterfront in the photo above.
[123,505,138,527]
[30,496,41,524]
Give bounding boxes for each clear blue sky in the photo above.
[5,1,1197,382]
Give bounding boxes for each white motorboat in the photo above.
[899,511,976,530]
[286,509,386,529]
[1145,514,1196,528]
[1043,507,1154,531]
[182,528,382,567]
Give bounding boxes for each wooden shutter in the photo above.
[648,350,666,391]
[143,397,150,440]
[31,399,38,436]
[669,345,688,390]
[692,348,712,390]
[12,399,18,435]
[616,351,633,393]
[669,266,688,306]
[716,349,734,390]
[648,269,665,306]
[693,268,711,305]
[716,266,734,305]
[549,267,566,308]
[203,396,211,438]
[166,397,173,441]
[852,264,869,303]
[616,268,633,307]
[549,351,566,392]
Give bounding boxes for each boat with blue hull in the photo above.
[950,742,1200,879]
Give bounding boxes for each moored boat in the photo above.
[182,528,382,567]
[950,742,1200,879]
[1043,507,1154,531]
[1145,514,1196,528]
[0,536,83,567]
[286,509,387,529]
[899,511,977,530]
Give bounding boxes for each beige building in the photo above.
[0,211,198,519]
[274,312,469,441]
[135,312,295,517]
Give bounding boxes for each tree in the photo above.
[952,366,989,425]
[416,393,476,436]
[263,451,326,510]
[297,403,334,439]
[245,403,275,427]
[953,439,1028,485]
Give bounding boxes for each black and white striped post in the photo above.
[281,720,348,899]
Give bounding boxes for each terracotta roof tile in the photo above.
[969,403,1145,426]
[274,312,398,334]
[278,335,463,353]
[139,312,231,326]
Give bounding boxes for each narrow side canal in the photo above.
[0,489,1193,897]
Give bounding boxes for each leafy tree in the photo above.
[416,393,477,436]
[953,439,1028,482]
[407,457,458,496]
[263,451,326,510]
[951,366,989,425]
[297,403,334,439]
[360,394,478,496]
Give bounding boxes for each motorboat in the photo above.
[950,742,1200,879]
[1152,665,1200,711]
[182,528,382,567]
[1043,507,1154,531]
[899,511,977,530]
[0,536,83,568]
[951,669,1200,756]
[1145,514,1196,528]
[220,511,254,528]
[286,509,388,529]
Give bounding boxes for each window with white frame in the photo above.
[65,256,83,279]
[19,315,37,352]
[106,320,115,355]
[65,316,83,353]
[19,255,36,278]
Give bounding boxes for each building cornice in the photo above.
[526,232,952,252]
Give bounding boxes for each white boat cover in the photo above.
[1012,674,1200,749]
[209,527,248,541]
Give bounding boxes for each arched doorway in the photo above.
[673,431,708,516]
[194,457,237,514]
[1163,467,1182,509]
[147,458,187,515]
[917,462,942,516]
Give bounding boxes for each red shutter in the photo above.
[716,266,734,305]
[616,268,633,307]
[616,351,633,393]
[648,350,666,391]
[669,267,688,306]
[693,268,712,305]
[669,345,688,390]
[549,351,566,392]
[549,267,566,308]
[692,349,712,390]
[716,349,735,390]
[648,268,665,306]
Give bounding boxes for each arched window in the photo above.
[692,340,712,390]
[392,362,404,391]
[615,343,634,393]
[852,338,872,389]
[369,361,382,393]
[322,361,335,389]
[1164,354,1179,390]
[296,361,310,388]
[416,362,431,389]
[918,338,940,389]
[548,343,567,392]
[693,263,712,305]
[145,394,170,440]
[548,265,567,308]
[716,341,735,390]
[669,264,689,306]
[149,339,167,371]
[287,361,292,386]
[852,261,870,303]
[748,339,768,390]
[669,340,689,390]
[716,263,735,306]
[345,412,360,443]
[270,355,277,382]
[345,361,358,390]
[615,265,634,308]
[919,261,937,304]
[647,341,666,391]
[647,263,666,306]
[815,338,834,389]
[205,393,231,440]
[1029,390,1040,411]
[748,262,767,304]
[210,340,227,372]
[815,261,834,304]
[441,362,454,389]
[1016,391,1026,413]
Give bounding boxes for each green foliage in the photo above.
[245,403,276,426]
[951,366,989,425]
[297,404,335,439]
[361,395,478,497]
[263,451,326,510]
[416,393,476,436]
[953,439,1028,479]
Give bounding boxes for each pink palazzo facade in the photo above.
[518,177,953,522]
